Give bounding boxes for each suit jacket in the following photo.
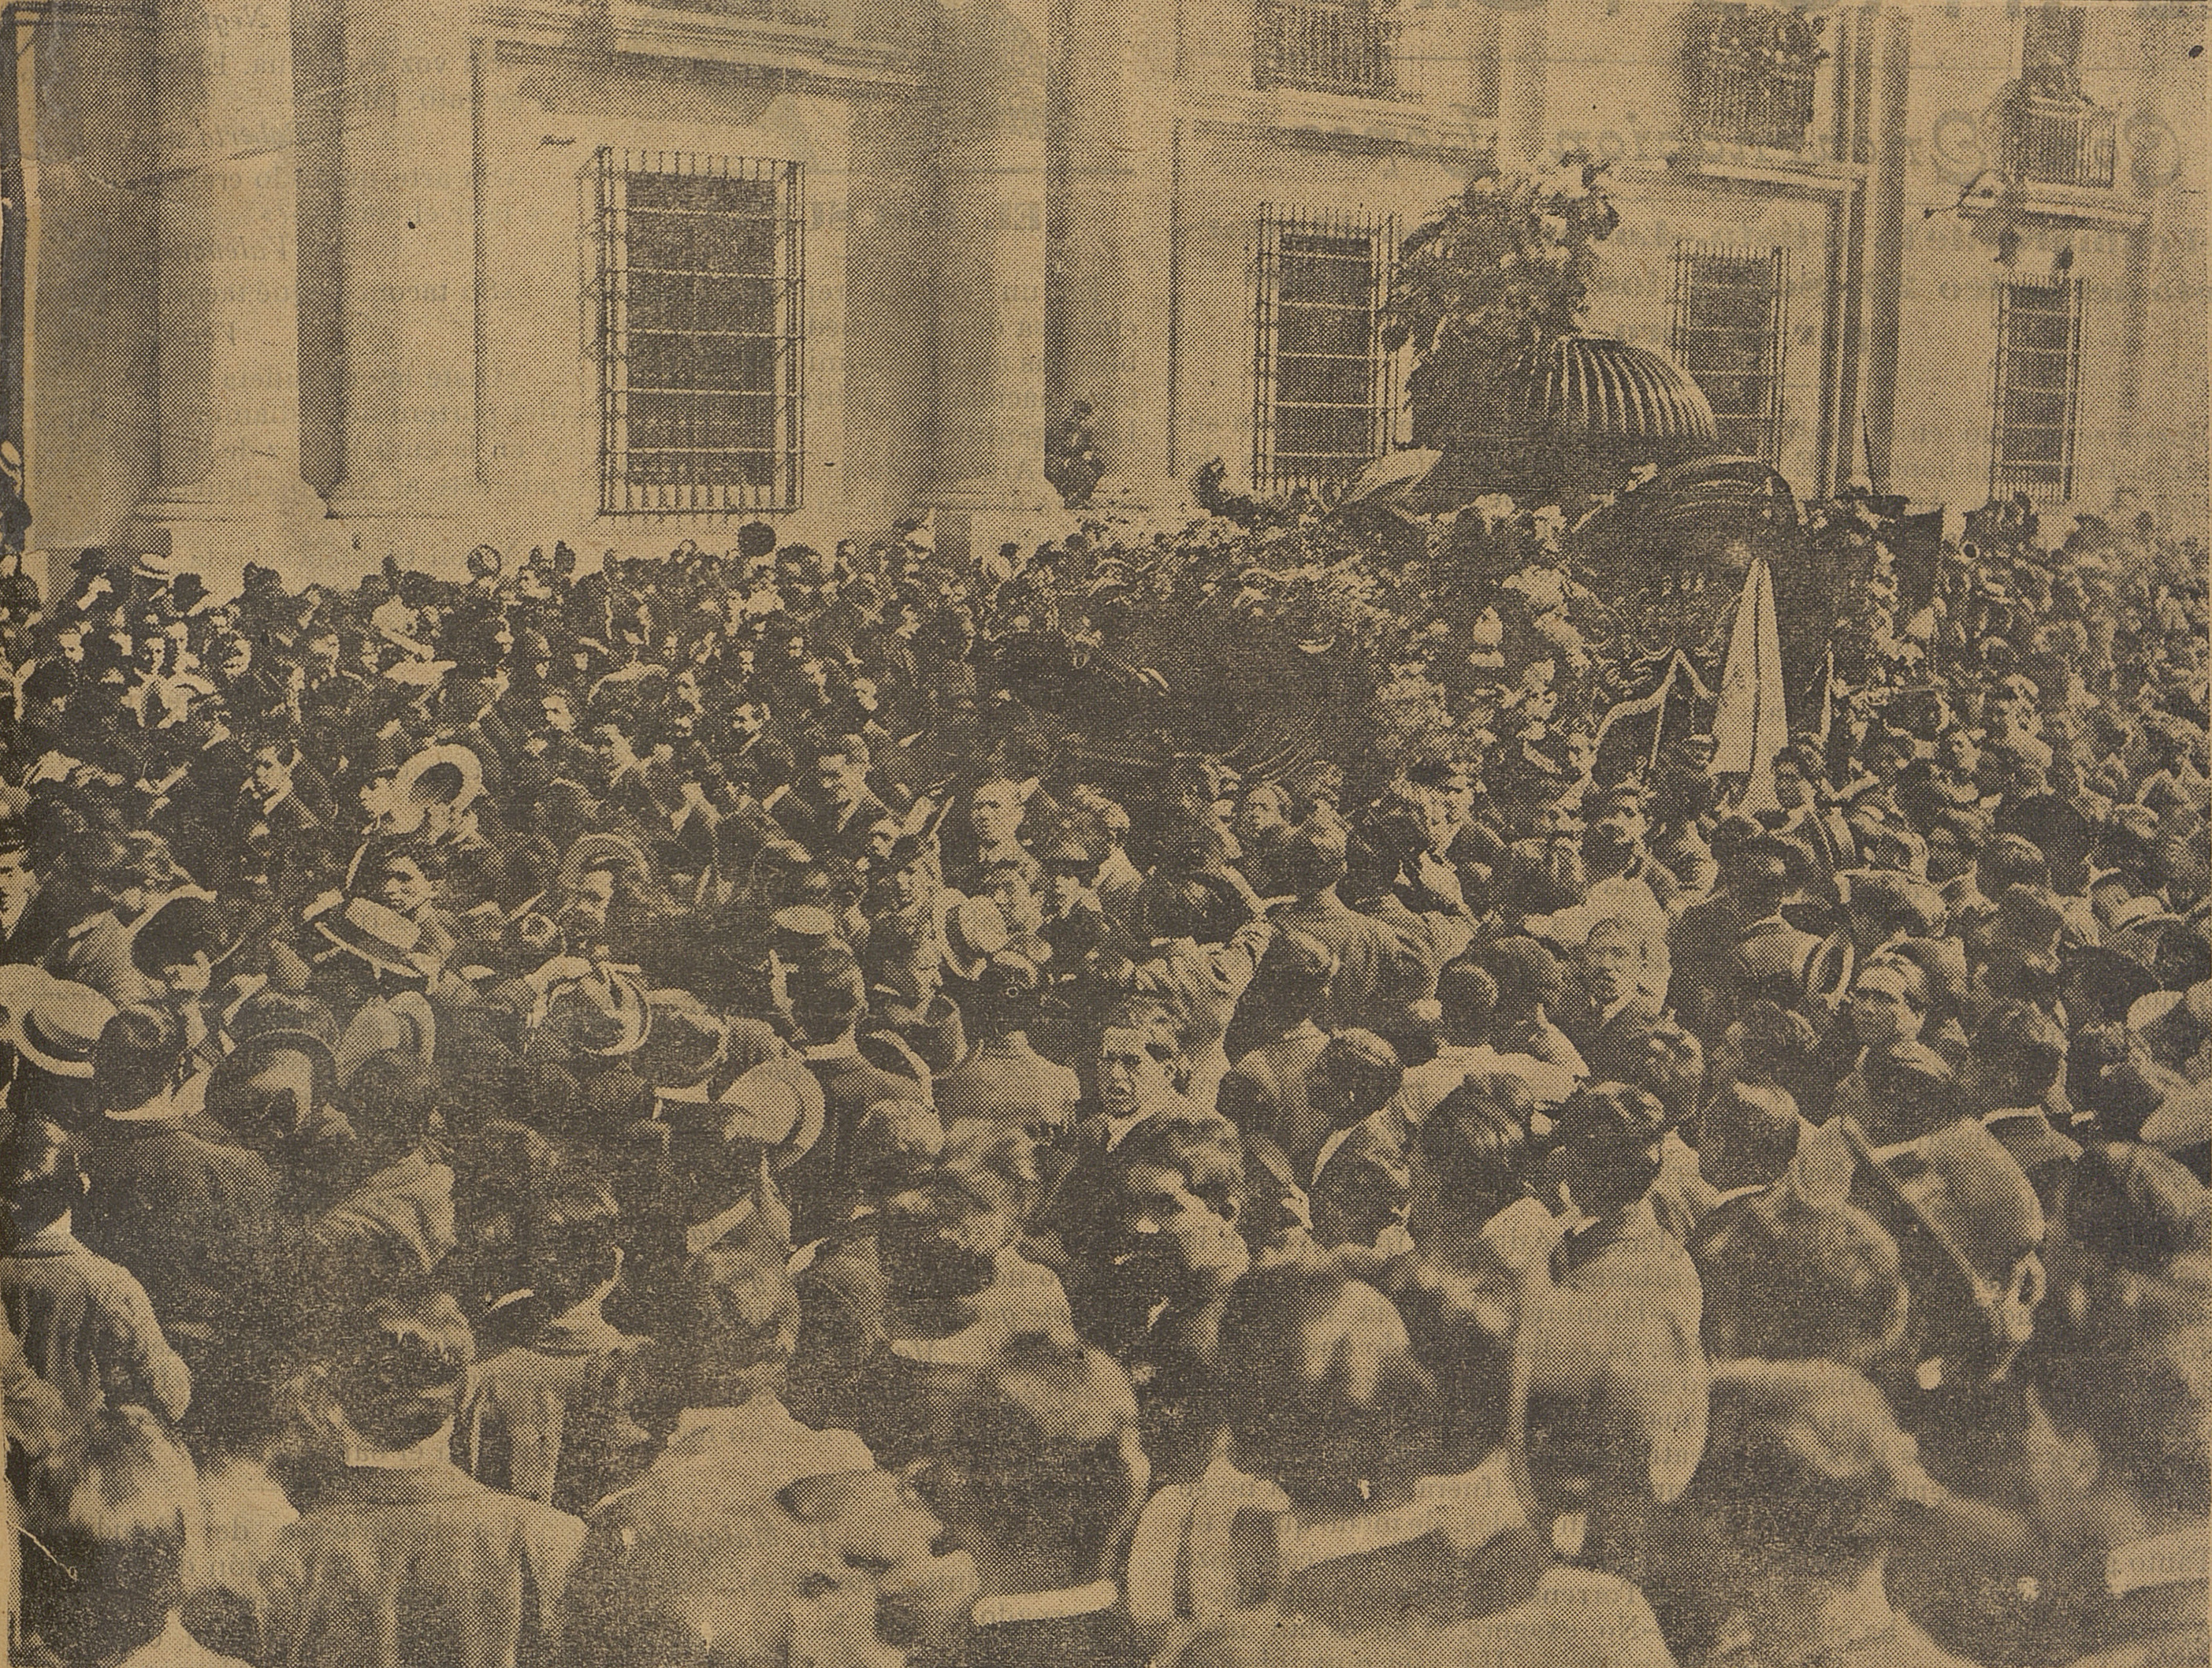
[259,1462,583,1668]
[79,1120,281,1348]
[935,1035,1082,1139]
[1267,893,1427,1033]
[1567,990,1667,1088]
[463,1306,649,1515]
[773,791,889,866]
[1,1224,193,1423]
[1217,1021,1332,1176]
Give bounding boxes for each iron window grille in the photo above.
[1990,274,2083,504]
[595,149,805,517]
[1252,206,1400,493]
[1255,0,1405,100]
[1670,241,1788,464]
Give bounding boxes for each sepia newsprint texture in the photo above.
[0,0,2203,1665]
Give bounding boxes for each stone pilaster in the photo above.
[136,0,326,577]
[324,0,478,556]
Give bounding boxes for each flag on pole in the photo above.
[1712,555,1788,815]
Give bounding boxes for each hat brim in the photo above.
[15,1027,98,1079]
[314,916,423,978]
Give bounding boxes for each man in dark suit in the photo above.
[0,815,80,965]
[1568,914,1670,1087]
[784,960,918,1240]
[913,1331,1151,1668]
[74,1005,282,1388]
[772,732,890,867]
[1969,999,2080,1214]
[1685,1080,1803,1271]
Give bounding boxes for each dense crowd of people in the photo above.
[0,508,2203,1668]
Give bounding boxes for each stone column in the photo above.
[1494,3,1550,168]
[928,0,1057,559]
[1052,0,1181,508]
[324,0,478,552]
[136,0,325,578]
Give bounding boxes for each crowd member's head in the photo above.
[1676,1360,1944,1652]
[1548,1083,1667,1222]
[1095,997,1185,1120]
[1698,1187,1910,1375]
[1240,927,1335,1033]
[2,1115,87,1244]
[661,1241,801,1411]
[1968,999,2068,1116]
[93,1004,185,1122]
[1879,1120,2047,1385]
[814,733,874,818]
[913,1332,1146,1599]
[790,961,868,1049]
[527,1179,624,1320]
[24,1406,206,1668]
[320,1291,476,1458]
[1280,823,1349,902]
[1580,913,1663,1012]
[1413,1071,1534,1236]
[1214,1259,1437,1515]
[1307,1030,1402,1139]
[1433,960,1496,1049]
[1480,937,1570,1025]
[1109,1113,1246,1253]
[1693,1081,1801,1195]
[0,814,41,932]
[1712,998,1818,1092]
[968,777,1032,852]
[847,1099,945,1209]
[1850,953,1930,1051]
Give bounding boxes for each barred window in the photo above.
[1671,242,1787,464]
[1991,275,2082,503]
[1252,208,1399,493]
[1255,0,1403,99]
[595,150,804,517]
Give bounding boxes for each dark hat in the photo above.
[637,989,728,1092]
[978,949,1044,1003]
[1997,793,2094,871]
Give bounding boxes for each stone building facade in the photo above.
[1,0,2202,585]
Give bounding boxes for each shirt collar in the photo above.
[802,1039,861,1064]
[2107,1525,2210,1597]
[972,1581,1120,1627]
[10,1222,83,1254]
[345,1425,457,1471]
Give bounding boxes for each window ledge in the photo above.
[1987,185,2148,229]
[1186,84,1493,156]
[481,0,920,85]
[1663,143,1864,196]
